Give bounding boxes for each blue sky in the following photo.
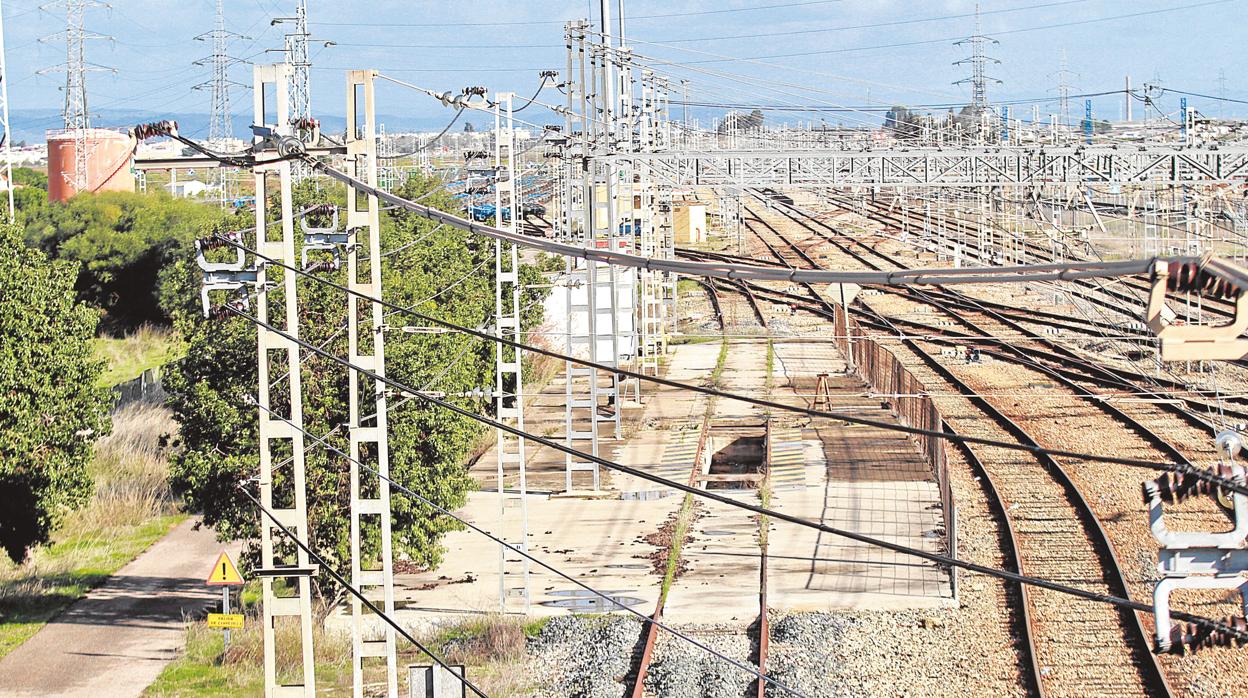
[3,0,1244,134]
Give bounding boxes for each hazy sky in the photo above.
[4,0,1244,134]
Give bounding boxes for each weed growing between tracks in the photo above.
[0,404,183,659]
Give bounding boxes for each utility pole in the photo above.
[195,0,247,207]
[38,0,114,194]
[1126,75,1133,122]
[563,19,604,492]
[493,91,531,611]
[0,0,15,222]
[344,69,398,698]
[252,62,317,698]
[952,3,1000,139]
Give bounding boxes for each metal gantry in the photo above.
[493,92,532,610]
[344,69,399,698]
[594,145,1248,188]
[252,63,317,698]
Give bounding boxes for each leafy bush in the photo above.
[0,224,111,562]
[164,174,547,589]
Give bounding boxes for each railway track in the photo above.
[749,193,1248,428]
[724,197,1181,697]
[833,191,1243,329]
[630,348,773,697]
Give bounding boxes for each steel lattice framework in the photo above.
[39,0,112,193]
[593,145,1248,188]
[252,63,317,698]
[194,0,245,144]
[344,69,399,698]
[493,92,532,612]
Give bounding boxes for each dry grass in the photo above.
[145,611,353,697]
[82,404,178,529]
[0,404,183,658]
[148,613,542,697]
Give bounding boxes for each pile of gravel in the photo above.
[764,613,857,698]
[645,627,754,698]
[529,615,644,698]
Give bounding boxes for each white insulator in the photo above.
[1217,430,1245,461]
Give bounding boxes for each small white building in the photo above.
[166,180,212,198]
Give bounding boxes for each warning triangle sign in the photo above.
[206,551,245,586]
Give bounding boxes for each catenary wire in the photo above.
[236,486,490,698]
[244,397,812,698]
[223,303,1248,646]
[207,215,1247,496]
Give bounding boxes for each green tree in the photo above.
[23,191,239,328]
[0,224,110,562]
[165,174,546,591]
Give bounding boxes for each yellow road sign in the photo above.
[207,613,244,630]
[205,551,244,586]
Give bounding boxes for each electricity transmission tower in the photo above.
[0,0,15,222]
[277,0,311,125]
[953,4,1000,116]
[195,0,247,144]
[195,0,247,206]
[1050,49,1078,128]
[38,0,114,193]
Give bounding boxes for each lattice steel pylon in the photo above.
[252,63,317,698]
[38,0,113,193]
[287,0,311,125]
[493,92,531,610]
[0,0,15,222]
[1049,48,1078,130]
[195,0,246,144]
[195,0,247,207]
[952,3,1000,117]
[343,69,399,698]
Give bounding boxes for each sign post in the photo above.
[205,551,245,648]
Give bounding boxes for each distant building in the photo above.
[166,179,212,198]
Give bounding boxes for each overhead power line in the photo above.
[245,398,811,698]
[223,304,1248,649]
[210,231,1248,499]
[237,486,491,698]
[307,155,1162,287]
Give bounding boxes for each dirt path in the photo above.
[0,518,228,697]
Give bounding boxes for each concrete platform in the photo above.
[387,337,951,629]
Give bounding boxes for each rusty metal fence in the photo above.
[833,307,958,596]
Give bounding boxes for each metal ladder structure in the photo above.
[493,92,532,611]
[563,20,604,492]
[343,69,399,698]
[252,62,317,698]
